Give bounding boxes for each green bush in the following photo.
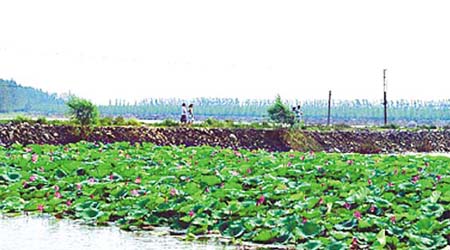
[99,117,114,126]
[113,116,126,125]
[66,97,99,126]
[126,118,141,126]
[160,119,179,127]
[267,95,296,126]
[12,115,33,124]
[36,116,48,124]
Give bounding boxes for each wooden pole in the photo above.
[383,69,388,125]
[327,90,332,126]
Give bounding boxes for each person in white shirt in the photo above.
[180,103,188,123]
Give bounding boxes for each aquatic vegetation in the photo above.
[0,142,449,249]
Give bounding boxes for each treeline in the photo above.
[1,79,449,124]
[99,98,450,124]
[0,79,66,114]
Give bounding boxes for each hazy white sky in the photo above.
[0,0,449,104]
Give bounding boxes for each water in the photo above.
[0,216,231,250]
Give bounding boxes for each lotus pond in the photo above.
[0,142,449,249]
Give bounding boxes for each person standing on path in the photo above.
[180,103,188,124]
[188,104,195,125]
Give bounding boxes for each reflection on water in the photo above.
[0,216,230,250]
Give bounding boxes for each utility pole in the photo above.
[383,69,388,125]
[327,90,332,126]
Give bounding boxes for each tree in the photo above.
[267,95,296,125]
[67,97,99,126]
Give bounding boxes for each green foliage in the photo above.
[113,116,126,125]
[98,117,114,126]
[267,95,296,125]
[12,115,33,124]
[66,97,99,126]
[381,123,400,129]
[160,119,179,127]
[36,116,48,124]
[1,142,449,248]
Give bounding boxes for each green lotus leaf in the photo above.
[296,240,322,250]
[253,229,278,243]
[326,241,347,250]
[334,219,358,231]
[4,172,21,182]
[201,175,222,186]
[299,222,322,238]
[421,203,444,218]
[80,208,103,220]
[330,230,351,240]
[223,221,246,238]
[55,169,67,179]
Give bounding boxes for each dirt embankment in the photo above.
[0,122,449,153]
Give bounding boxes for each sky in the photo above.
[0,0,449,105]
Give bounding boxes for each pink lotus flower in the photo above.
[125,154,131,159]
[25,147,32,153]
[302,217,308,223]
[23,181,28,188]
[109,174,114,181]
[90,194,95,199]
[309,150,315,156]
[29,175,36,182]
[220,183,225,188]
[352,238,358,247]
[368,179,373,186]
[54,186,60,191]
[88,178,95,184]
[131,189,139,196]
[135,177,141,184]
[247,168,252,174]
[55,192,62,199]
[205,187,210,193]
[370,205,376,213]
[76,183,82,190]
[231,170,239,176]
[344,202,351,210]
[66,200,72,206]
[318,198,324,205]
[287,162,292,167]
[37,204,44,212]
[170,188,177,196]
[256,195,265,206]
[388,182,394,187]
[347,160,354,165]
[300,155,305,161]
[189,210,195,217]
[31,154,39,163]
[354,211,362,220]
[390,215,396,224]
[437,175,442,182]
[411,175,419,184]
[39,167,45,172]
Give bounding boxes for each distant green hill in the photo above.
[0,79,66,114]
